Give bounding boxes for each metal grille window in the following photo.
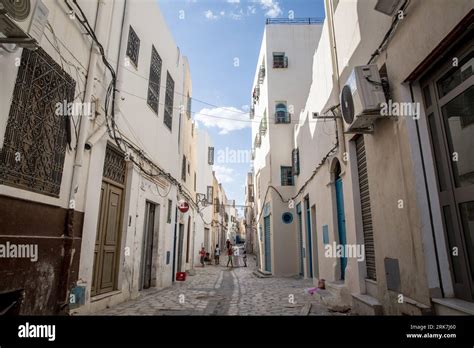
[147,46,162,114]
[273,52,288,68]
[164,72,174,130]
[258,64,266,84]
[0,47,75,197]
[103,145,126,185]
[126,25,140,67]
[292,148,300,176]
[275,103,290,123]
[208,147,214,165]
[214,198,220,213]
[207,186,214,204]
[281,166,294,186]
[248,184,254,203]
[259,110,267,135]
[167,199,173,223]
[186,93,192,119]
[181,155,186,181]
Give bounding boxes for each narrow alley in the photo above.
[96,257,344,316]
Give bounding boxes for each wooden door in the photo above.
[92,181,124,296]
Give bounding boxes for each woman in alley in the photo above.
[199,247,206,267]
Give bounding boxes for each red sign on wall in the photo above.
[178,200,189,213]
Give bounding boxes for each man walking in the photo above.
[199,247,206,267]
[226,243,233,268]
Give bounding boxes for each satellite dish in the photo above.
[341,84,355,125]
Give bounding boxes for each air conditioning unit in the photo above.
[340,64,386,132]
[0,0,49,48]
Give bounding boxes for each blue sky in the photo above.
[157,0,326,211]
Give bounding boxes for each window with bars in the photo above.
[275,102,290,123]
[126,26,140,67]
[259,110,267,136]
[181,155,186,181]
[207,186,214,204]
[208,147,214,165]
[292,148,300,176]
[147,46,162,114]
[214,198,220,213]
[273,52,288,68]
[167,199,173,223]
[281,166,294,186]
[0,47,75,197]
[186,93,192,119]
[164,72,174,130]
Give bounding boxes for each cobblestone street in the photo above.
[96,257,344,316]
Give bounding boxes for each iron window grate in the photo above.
[126,26,140,67]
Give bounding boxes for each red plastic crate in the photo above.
[176,272,186,281]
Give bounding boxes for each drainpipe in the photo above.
[325,0,346,157]
[62,0,108,309]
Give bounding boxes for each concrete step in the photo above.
[252,270,272,278]
[432,298,474,315]
[351,293,383,315]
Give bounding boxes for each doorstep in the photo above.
[432,297,474,315]
[351,293,383,315]
[91,290,122,303]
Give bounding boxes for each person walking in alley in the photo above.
[199,247,206,267]
[226,243,233,268]
[214,244,220,265]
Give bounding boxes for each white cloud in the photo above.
[194,106,251,134]
[247,5,257,14]
[256,0,282,18]
[220,10,226,16]
[204,10,218,20]
[227,0,240,3]
[213,165,234,183]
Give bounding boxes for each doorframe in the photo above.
[91,143,127,297]
[419,40,474,301]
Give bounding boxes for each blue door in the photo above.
[304,197,313,278]
[296,203,304,276]
[264,216,272,272]
[335,178,347,280]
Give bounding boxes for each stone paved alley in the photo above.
[96,257,347,316]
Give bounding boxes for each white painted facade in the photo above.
[251,21,323,276]
[194,129,214,264]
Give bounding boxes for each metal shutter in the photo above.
[264,216,272,272]
[356,136,376,280]
[296,204,304,276]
